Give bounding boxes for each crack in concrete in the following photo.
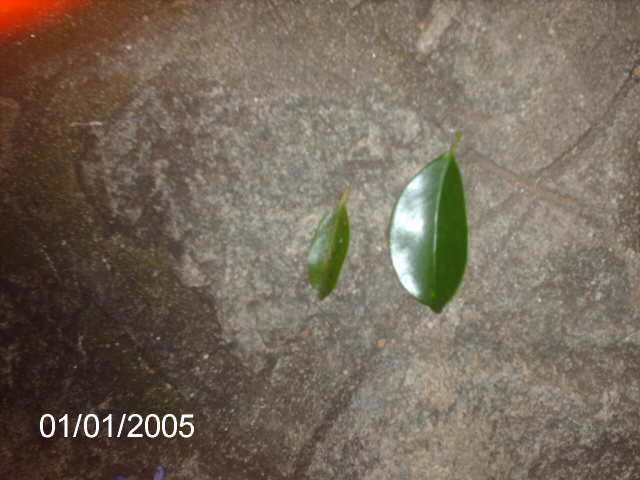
[471,146,629,246]
[470,190,520,230]
[496,201,536,257]
[471,199,536,284]
[470,148,580,211]
[291,346,383,478]
[535,64,640,183]
[266,0,292,35]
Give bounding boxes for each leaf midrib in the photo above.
[430,154,452,301]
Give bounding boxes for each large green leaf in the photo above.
[308,185,350,300]
[388,134,468,313]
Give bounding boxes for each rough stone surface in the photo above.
[2,0,640,479]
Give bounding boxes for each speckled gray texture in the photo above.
[2,0,640,478]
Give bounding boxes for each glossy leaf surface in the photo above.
[389,136,467,312]
[308,186,350,300]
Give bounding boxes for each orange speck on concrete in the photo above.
[299,330,312,339]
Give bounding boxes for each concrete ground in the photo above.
[2,0,640,478]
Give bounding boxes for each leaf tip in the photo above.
[429,300,445,314]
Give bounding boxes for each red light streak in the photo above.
[0,0,87,38]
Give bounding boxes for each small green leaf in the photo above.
[388,133,468,313]
[308,185,351,300]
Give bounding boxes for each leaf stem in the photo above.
[450,131,463,156]
[339,184,351,206]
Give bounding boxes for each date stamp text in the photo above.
[39,413,194,439]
